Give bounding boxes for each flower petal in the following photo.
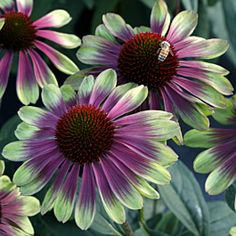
[11,217,34,235]
[184,129,214,148]
[0,175,15,192]
[75,164,96,230]
[20,196,40,216]
[101,156,143,210]
[15,155,64,195]
[133,26,152,34]
[179,60,229,75]
[92,162,126,224]
[0,18,5,30]
[13,152,59,186]
[77,35,120,66]
[0,52,13,99]
[18,106,51,127]
[78,75,95,105]
[36,30,81,49]
[109,157,160,199]
[65,69,92,90]
[102,13,134,41]
[35,40,79,74]
[184,128,236,148]
[0,160,5,176]
[54,165,80,223]
[108,85,148,119]
[213,96,236,125]
[177,39,229,59]
[16,0,33,16]
[2,141,27,161]
[150,0,170,35]
[102,83,136,113]
[17,51,39,105]
[194,148,220,174]
[151,142,178,167]
[89,69,117,106]
[15,122,45,140]
[115,110,173,126]
[167,11,198,44]
[177,66,233,96]
[32,10,72,29]
[28,49,58,87]
[110,143,171,185]
[173,76,226,108]
[0,0,14,12]
[42,84,67,115]
[162,84,209,130]
[115,119,181,142]
[95,24,116,42]
[41,161,71,215]
[206,167,235,195]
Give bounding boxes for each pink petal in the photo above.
[0,52,13,99]
[16,0,33,16]
[28,49,57,87]
[17,51,39,105]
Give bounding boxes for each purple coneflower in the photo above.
[0,160,40,235]
[3,69,180,229]
[75,0,232,130]
[0,0,80,104]
[185,95,236,195]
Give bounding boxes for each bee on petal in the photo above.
[157,41,174,63]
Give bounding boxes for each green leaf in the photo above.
[0,115,20,142]
[225,184,236,212]
[194,0,210,38]
[207,0,221,6]
[90,212,122,235]
[158,161,210,236]
[155,212,180,235]
[181,0,198,11]
[208,0,236,66]
[134,227,170,236]
[208,201,236,236]
[144,198,166,220]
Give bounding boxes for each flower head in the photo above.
[0,160,40,235]
[2,69,180,229]
[76,0,232,130]
[0,0,81,104]
[184,95,236,195]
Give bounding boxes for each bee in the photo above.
[156,41,174,63]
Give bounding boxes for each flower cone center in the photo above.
[118,32,178,89]
[0,12,36,51]
[56,105,114,164]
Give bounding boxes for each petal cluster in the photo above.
[185,95,236,195]
[2,69,180,229]
[0,0,80,104]
[75,0,232,130]
[0,160,40,235]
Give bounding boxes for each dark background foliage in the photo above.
[1,0,236,235]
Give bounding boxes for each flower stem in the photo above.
[139,208,150,235]
[122,221,134,236]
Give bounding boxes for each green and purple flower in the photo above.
[0,0,80,104]
[185,95,236,195]
[75,0,232,130]
[2,69,180,229]
[0,160,40,236]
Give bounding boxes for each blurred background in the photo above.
[0,0,236,235]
